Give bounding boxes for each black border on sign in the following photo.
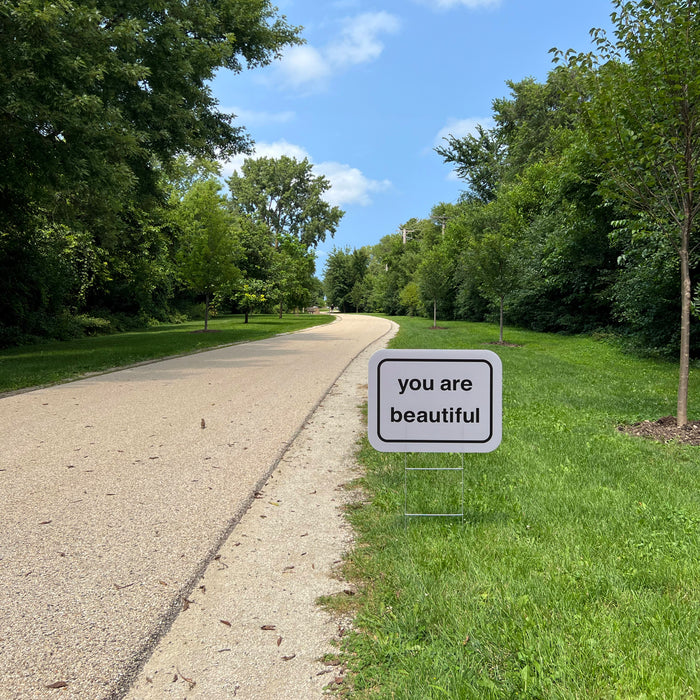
[375,358,494,445]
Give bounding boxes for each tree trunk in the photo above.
[204,292,210,331]
[278,300,283,319]
[433,299,437,329]
[678,216,692,426]
[244,310,249,324]
[499,295,504,343]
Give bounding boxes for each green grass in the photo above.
[338,317,700,698]
[0,313,334,393]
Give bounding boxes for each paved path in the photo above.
[0,314,394,699]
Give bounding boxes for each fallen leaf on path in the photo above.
[261,625,276,631]
[177,668,196,690]
[277,636,282,646]
[282,654,296,661]
[46,681,68,689]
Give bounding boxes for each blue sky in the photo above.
[212,0,615,274]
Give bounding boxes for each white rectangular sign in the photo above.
[368,349,502,453]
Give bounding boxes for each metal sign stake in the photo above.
[404,453,465,524]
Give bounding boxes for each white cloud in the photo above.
[315,161,392,207]
[434,116,495,145]
[220,142,391,207]
[276,11,400,90]
[326,12,402,67]
[278,45,332,88]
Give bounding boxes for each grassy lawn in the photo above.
[336,317,700,698]
[0,313,334,393]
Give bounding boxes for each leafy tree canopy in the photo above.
[0,0,301,233]
[227,156,344,250]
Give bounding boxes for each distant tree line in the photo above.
[0,0,339,345]
[324,0,700,426]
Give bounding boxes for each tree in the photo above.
[231,279,270,324]
[399,281,422,316]
[449,200,521,343]
[416,246,453,329]
[0,0,300,339]
[1,0,300,230]
[268,236,317,314]
[227,156,344,250]
[435,125,506,203]
[469,229,519,343]
[555,0,700,425]
[323,246,370,312]
[175,179,240,330]
[228,155,343,316]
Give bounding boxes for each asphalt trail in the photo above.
[0,314,394,699]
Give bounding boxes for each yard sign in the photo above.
[368,349,502,453]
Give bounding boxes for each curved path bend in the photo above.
[0,314,395,699]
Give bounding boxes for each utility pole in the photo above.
[432,214,450,236]
[400,227,419,245]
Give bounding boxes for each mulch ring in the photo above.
[618,415,700,446]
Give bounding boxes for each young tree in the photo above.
[469,230,519,343]
[231,279,270,324]
[416,246,453,329]
[555,0,700,425]
[175,180,241,330]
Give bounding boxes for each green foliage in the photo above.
[416,245,454,328]
[554,0,700,424]
[1,0,300,232]
[0,0,300,343]
[228,279,270,323]
[174,178,241,329]
[340,316,700,698]
[399,282,422,316]
[270,236,318,312]
[324,246,371,312]
[435,124,505,203]
[227,156,344,250]
[227,155,342,316]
